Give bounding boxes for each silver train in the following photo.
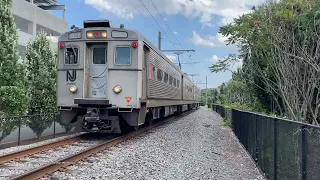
[57,20,201,133]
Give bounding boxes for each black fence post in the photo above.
[18,118,21,146]
[274,118,278,180]
[53,114,56,138]
[255,115,259,166]
[301,125,307,180]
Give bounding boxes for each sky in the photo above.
[53,0,265,90]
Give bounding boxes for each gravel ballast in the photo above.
[50,107,266,180]
[0,132,85,156]
[0,139,104,179]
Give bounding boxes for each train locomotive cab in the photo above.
[57,20,145,134]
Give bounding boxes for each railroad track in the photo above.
[1,109,196,180]
[0,133,117,180]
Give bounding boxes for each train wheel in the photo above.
[145,117,153,126]
[144,110,153,126]
[133,126,139,131]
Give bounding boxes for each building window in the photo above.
[169,75,173,85]
[18,45,26,59]
[93,48,106,64]
[177,80,180,88]
[173,78,176,87]
[115,47,131,65]
[65,47,78,65]
[14,15,33,34]
[36,24,61,36]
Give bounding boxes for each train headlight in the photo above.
[113,85,122,94]
[69,85,77,93]
[87,32,94,38]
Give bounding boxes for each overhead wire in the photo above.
[138,0,177,49]
[130,0,198,73]
[149,0,183,49]
[148,0,197,71]
[127,0,161,33]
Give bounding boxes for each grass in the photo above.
[220,117,232,126]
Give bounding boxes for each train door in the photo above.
[88,45,108,99]
[181,75,184,100]
[143,45,150,99]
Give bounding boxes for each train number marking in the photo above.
[66,70,76,82]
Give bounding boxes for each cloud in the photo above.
[190,31,231,47]
[173,31,178,35]
[209,54,243,71]
[84,0,262,25]
[190,31,216,47]
[211,55,220,62]
[166,54,176,62]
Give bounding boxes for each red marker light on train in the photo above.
[59,43,64,49]
[95,32,100,37]
[132,42,137,48]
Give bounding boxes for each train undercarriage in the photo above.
[59,103,200,134]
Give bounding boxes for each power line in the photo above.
[149,0,194,63]
[127,0,160,33]
[149,0,183,48]
[138,0,177,48]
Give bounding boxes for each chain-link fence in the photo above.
[0,113,76,149]
[212,106,320,180]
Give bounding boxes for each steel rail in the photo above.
[11,109,196,180]
[0,133,86,164]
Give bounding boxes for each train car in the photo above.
[56,20,201,134]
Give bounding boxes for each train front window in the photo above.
[93,48,106,64]
[115,47,130,65]
[65,47,78,65]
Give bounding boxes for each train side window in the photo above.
[115,46,131,65]
[93,48,106,64]
[164,72,169,83]
[177,80,180,88]
[157,69,163,81]
[169,76,173,85]
[65,47,78,65]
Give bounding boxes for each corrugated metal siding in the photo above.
[183,77,194,100]
[194,86,201,102]
[148,49,181,99]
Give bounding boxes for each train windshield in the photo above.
[65,47,78,65]
[115,47,130,65]
[93,48,106,64]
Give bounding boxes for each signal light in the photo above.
[132,42,137,48]
[59,43,64,49]
[95,32,100,37]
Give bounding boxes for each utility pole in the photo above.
[186,73,200,81]
[194,76,208,107]
[174,62,200,65]
[158,31,196,70]
[206,76,208,107]
[158,32,161,50]
[161,50,195,70]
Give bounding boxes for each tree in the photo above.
[0,0,29,116]
[25,30,57,138]
[210,0,320,124]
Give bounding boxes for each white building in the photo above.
[12,0,68,58]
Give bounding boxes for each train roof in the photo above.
[126,28,199,88]
[59,20,200,89]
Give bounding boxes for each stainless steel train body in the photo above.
[57,20,201,133]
